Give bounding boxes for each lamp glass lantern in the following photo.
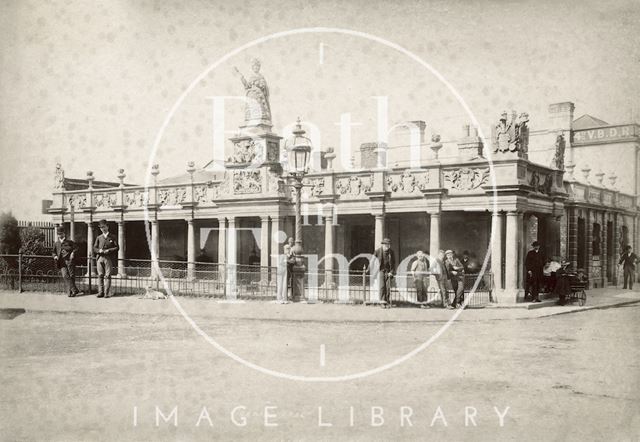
[285,118,312,176]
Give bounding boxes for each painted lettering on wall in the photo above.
[573,125,637,143]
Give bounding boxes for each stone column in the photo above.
[69,206,76,242]
[585,209,592,287]
[374,213,385,247]
[504,211,521,302]
[568,207,578,270]
[117,220,126,277]
[635,215,640,284]
[86,221,94,276]
[226,216,237,299]
[429,212,441,258]
[324,213,335,287]
[270,216,283,269]
[260,216,270,283]
[612,213,620,286]
[150,220,159,279]
[187,219,195,280]
[217,217,226,264]
[491,211,503,291]
[602,212,609,286]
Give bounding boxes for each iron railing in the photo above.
[0,254,494,306]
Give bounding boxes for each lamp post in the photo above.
[284,118,312,301]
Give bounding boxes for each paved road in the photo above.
[1,301,639,441]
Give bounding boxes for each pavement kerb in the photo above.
[1,289,638,323]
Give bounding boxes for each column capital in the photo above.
[427,210,441,217]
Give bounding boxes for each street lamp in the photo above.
[284,117,312,300]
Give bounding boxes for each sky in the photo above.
[1,0,639,220]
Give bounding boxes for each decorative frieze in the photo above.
[194,185,209,203]
[529,171,553,195]
[588,189,601,204]
[158,187,187,207]
[386,170,429,194]
[67,193,87,209]
[125,190,148,208]
[233,170,262,194]
[229,139,261,164]
[95,192,117,209]
[618,195,633,209]
[335,175,373,197]
[304,177,326,197]
[443,167,489,191]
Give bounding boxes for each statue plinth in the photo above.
[225,129,282,168]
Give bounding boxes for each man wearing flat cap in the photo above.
[93,219,119,298]
[373,238,396,308]
[525,241,545,302]
[52,226,82,297]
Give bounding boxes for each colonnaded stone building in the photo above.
[48,70,639,303]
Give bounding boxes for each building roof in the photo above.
[62,178,134,190]
[158,169,224,185]
[573,114,609,130]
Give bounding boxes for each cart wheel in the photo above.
[579,290,586,306]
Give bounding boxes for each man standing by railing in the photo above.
[525,241,544,302]
[432,250,451,309]
[373,238,396,309]
[411,250,430,308]
[93,219,119,298]
[52,226,82,297]
[445,250,465,309]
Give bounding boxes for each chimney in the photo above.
[457,123,483,160]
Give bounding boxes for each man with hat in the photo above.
[444,250,465,308]
[619,245,639,290]
[373,238,396,308]
[93,219,119,298]
[52,226,82,297]
[525,241,545,302]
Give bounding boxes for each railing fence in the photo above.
[0,254,493,306]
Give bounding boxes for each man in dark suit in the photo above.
[52,226,82,297]
[373,238,396,308]
[444,250,465,308]
[525,241,545,302]
[619,245,639,290]
[93,219,119,298]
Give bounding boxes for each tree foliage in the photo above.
[19,226,49,274]
[19,226,48,256]
[0,212,20,255]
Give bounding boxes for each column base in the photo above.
[364,299,385,306]
[334,299,355,305]
[494,288,524,304]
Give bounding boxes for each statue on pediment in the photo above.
[492,110,529,156]
[233,58,271,125]
[552,132,566,170]
[54,163,65,190]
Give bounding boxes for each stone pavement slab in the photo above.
[1,287,638,323]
